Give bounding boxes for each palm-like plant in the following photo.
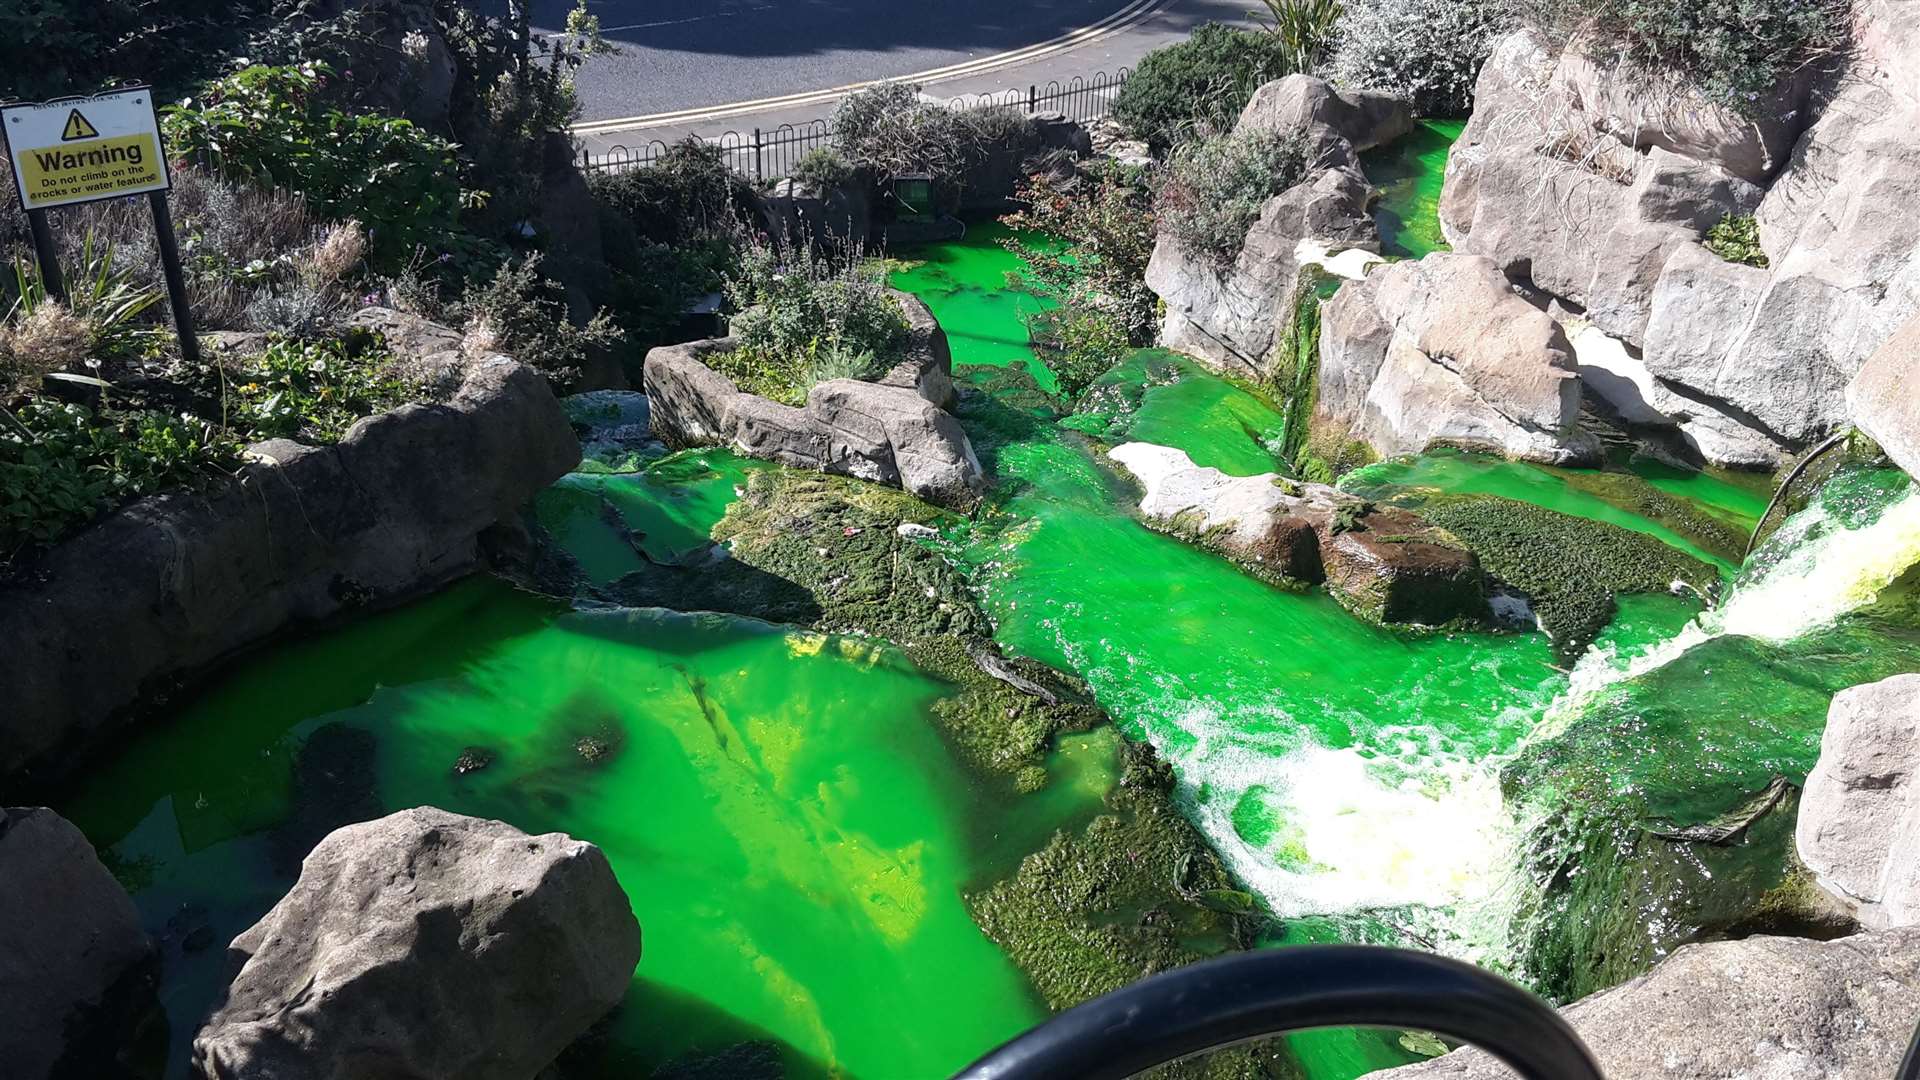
[1250,0,1345,74]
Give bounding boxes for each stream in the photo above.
[53,130,1920,1079]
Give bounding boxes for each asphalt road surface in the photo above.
[543,0,1142,122]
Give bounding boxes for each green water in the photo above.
[535,449,773,581]
[1362,120,1466,260]
[1066,349,1292,477]
[60,580,1079,1078]
[887,220,1061,394]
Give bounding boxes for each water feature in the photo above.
[1362,119,1467,260]
[49,121,1920,1080]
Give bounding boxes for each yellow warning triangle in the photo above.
[61,109,99,141]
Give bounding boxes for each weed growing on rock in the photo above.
[1705,214,1768,268]
[452,254,623,392]
[232,332,415,443]
[1158,128,1312,264]
[713,236,908,405]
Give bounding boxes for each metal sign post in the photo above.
[2,86,198,364]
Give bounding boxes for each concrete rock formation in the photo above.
[0,319,580,782]
[1798,673,1920,930]
[193,808,640,1080]
[1147,75,1402,379]
[644,292,984,507]
[1107,443,1485,625]
[1849,314,1920,479]
[0,807,155,1080]
[1318,253,1598,465]
[1376,928,1920,1080]
[1440,6,1920,468]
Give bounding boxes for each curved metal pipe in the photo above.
[953,946,1605,1080]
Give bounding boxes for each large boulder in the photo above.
[1316,253,1598,465]
[192,808,640,1080]
[642,291,983,507]
[0,337,580,783]
[760,173,872,253]
[1149,167,1376,379]
[1,807,155,1080]
[1438,12,1920,467]
[1236,74,1415,160]
[1798,674,1920,929]
[1850,314,1920,477]
[1375,928,1920,1080]
[1106,443,1486,626]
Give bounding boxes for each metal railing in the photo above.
[580,69,1129,181]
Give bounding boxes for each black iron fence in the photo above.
[580,69,1129,181]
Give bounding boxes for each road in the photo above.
[545,0,1248,156]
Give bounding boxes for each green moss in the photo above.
[968,740,1295,1079]
[1413,494,1718,660]
[1560,470,1749,563]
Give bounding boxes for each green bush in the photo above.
[0,399,238,559]
[231,331,414,442]
[714,237,909,405]
[792,148,860,192]
[1110,24,1300,154]
[1704,213,1767,267]
[1029,300,1132,402]
[1329,0,1520,116]
[590,140,752,248]
[453,254,624,392]
[163,62,465,262]
[1002,159,1158,345]
[603,239,736,355]
[829,84,1039,202]
[1249,0,1345,74]
[1517,0,1849,114]
[0,0,267,102]
[1157,128,1312,263]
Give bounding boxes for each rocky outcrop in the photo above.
[1849,314,1920,478]
[1147,75,1397,379]
[643,292,983,507]
[1798,673,1920,930]
[1107,443,1486,626]
[1,807,155,1080]
[1439,7,1920,468]
[1317,253,1599,465]
[0,323,579,783]
[193,808,640,1080]
[760,173,872,253]
[1377,928,1920,1080]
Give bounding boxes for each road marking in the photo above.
[571,0,1166,136]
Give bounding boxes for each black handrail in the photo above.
[952,946,1605,1080]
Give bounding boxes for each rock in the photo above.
[1798,674,1920,929]
[1319,507,1486,627]
[642,292,983,507]
[760,173,872,253]
[1315,253,1599,465]
[1031,111,1094,157]
[1374,928,1920,1080]
[1107,443,1485,625]
[1628,147,1765,232]
[192,808,640,1080]
[0,807,155,1080]
[1236,74,1415,159]
[349,305,468,388]
[1149,166,1376,379]
[1850,314,1920,477]
[0,346,580,781]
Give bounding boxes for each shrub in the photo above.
[0,399,238,559]
[590,140,753,248]
[714,236,909,405]
[1110,25,1300,154]
[231,331,414,442]
[1003,159,1159,345]
[829,84,1039,201]
[1515,0,1850,114]
[1029,300,1133,401]
[6,234,164,366]
[1157,129,1312,263]
[1329,0,1520,116]
[792,148,859,192]
[163,63,465,262]
[1249,0,1345,74]
[1704,213,1768,267]
[603,239,736,354]
[453,254,623,391]
[0,0,266,103]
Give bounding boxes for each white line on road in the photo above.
[571,0,1166,136]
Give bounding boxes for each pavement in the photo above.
[555,0,1247,162]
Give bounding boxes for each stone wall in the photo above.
[0,319,579,784]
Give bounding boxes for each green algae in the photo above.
[1361,120,1466,260]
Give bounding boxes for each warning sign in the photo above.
[3,88,171,211]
